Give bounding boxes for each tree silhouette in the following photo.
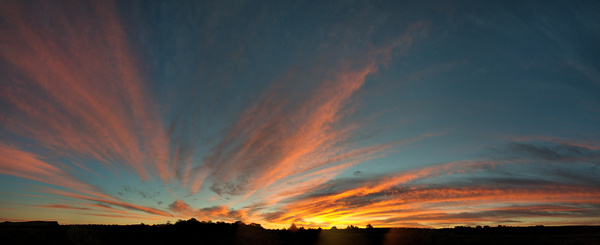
[288,223,299,232]
[366,224,374,229]
[3,220,599,244]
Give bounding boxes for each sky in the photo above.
[1,0,599,229]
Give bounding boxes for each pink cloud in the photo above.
[0,0,170,182]
[186,22,432,198]
[0,144,113,200]
[169,200,193,216]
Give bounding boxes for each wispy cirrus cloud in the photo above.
[380,203,600,227]
[248,141,600,228]
[0,0,169,181]
[503,141,600,162]
[185,22,432,198]
[0,4,434,223]
[56,190,171,217]
[0,144,112,200]
[0,0,177,223]
[260,181,600,228]
[2,0,597,229]
[34,204,90,211]
[0,145,173,222]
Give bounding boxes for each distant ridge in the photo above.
[1,221,59,226]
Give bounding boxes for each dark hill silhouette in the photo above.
[1,219,599,245]
[1,221,59,226]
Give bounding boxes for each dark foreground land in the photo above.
[2,221,599,245]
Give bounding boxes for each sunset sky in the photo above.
[1,0,599,229]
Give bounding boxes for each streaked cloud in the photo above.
[1,0,598,228]
[254,155,600,228]
[186,22,431,198]
[504,141,600,161]
[0,0,169,182]
[0,144,112,200]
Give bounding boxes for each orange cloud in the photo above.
[24,185,172,218]
[186,22,432,199]
[0,0,169,182]
[0,144,113,200]
[258,184,600,228]
[250,158,600,228]
[82,213,164,221]
[38,204,90,211]
[169,200,193,216]
[4,2,594,229]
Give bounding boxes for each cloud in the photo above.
[167,199,249,222]
[0,1,440,226]
[505,142,599,161]
[196,206,248,221]
[381,203,600,227]
[262,184,600,227]
[169,200,193,215]
[0,144,112,200]
[36,204,90,211]
[122,186,160,200]
[252,156,600,228]
[82,213,163,221]
[2,0,596,229]
[0,0,180,224]
[183,22,432,197]
[492,138,600,164]
[0,0,169,182]
[2,183,173,221]
[26,185,172,218]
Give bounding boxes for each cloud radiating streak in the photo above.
[0,0,173,223]
[256,158,600,228]
[38,186,171,217]
[0,144,113,200]
[1,0,598,228]
[187,22,431,197]
[0,0,169,181]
